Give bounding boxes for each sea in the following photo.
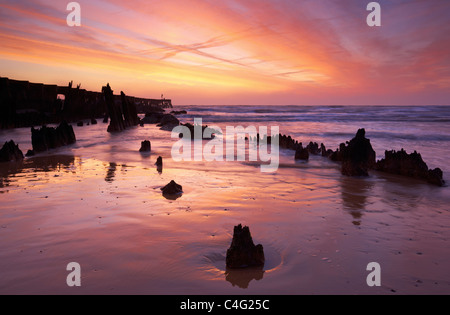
[178,105,450,172]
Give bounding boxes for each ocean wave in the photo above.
[182,105,450,124]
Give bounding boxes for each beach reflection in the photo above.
[0,177,7,190]
[225,266,265,289]
[105,162,117,183]
[162,193,183,201]
[340,176,374,226]
[0,155,76,190]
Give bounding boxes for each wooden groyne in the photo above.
[0,77,172,129]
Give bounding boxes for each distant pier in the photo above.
[133,97,173,112]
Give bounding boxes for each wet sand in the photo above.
[0,123,449,294]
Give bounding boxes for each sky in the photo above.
[0,0,449,105]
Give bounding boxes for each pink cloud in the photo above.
[0,0,448,104]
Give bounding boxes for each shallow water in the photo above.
[0,106,449,294]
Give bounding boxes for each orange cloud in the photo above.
[0,0,449,105]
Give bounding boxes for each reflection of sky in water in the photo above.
[0,110,449,294]
[0,155,78,190]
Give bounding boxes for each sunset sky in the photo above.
[0,0,449,105]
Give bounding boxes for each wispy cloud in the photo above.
[0,0,449,104]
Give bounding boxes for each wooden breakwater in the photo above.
[0,77,172,129]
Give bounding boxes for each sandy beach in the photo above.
[1,108,449,294]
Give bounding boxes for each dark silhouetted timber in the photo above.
[104,84,124,132]
[102,85,140,132]
[120,91,140,128]
[139,140,151,152]
[161,180,183,199]
[329,143,346,162]
[295,144,309,161]
[141,112,165,125]
[0,141,24,163]
[156,156,163,173]
[323,129,445,185]
[340,129,376,177]
[26,150,35,157]
[242,129,444,186]
[158,114,180,131]
[170,110,187,115]
[375,149,445,186]
[103,84,131,133]
[140,107,180,132]
[31,121,76,153]
[306,142,321,155]
[321,143,333,158]
[179,123,217,140]
[0,77,172,129]
[226,224,265,269]
[278,134,301,150]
